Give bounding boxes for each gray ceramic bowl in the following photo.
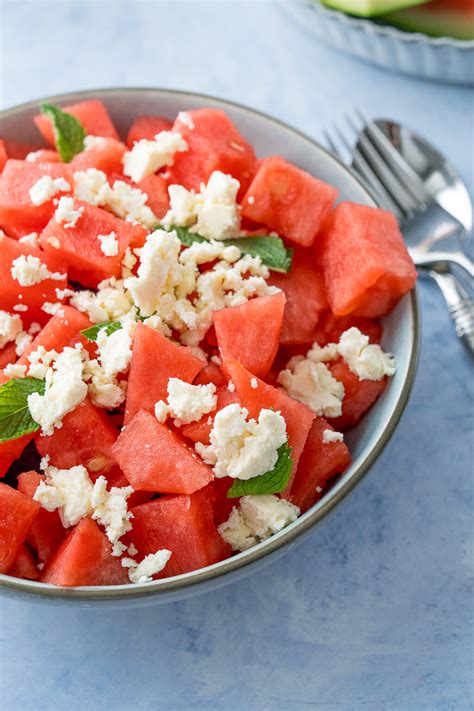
[0,88,420,607]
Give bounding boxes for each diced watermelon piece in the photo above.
[41,518,129,586]
[0,160,72,229]
[128,486,231,578]
[126,115,173,148]
[223,356,315,494]
[0,140,7,173]
[39,200,146,287]
[24,149,60,164]
[181,385,240,445]
[2,139,42,160]
[328,359,387,431]
[210,476,235,526]
[0,435,34,478]
[0,342,17,369]
[125,323,203,424]
[0,482,40,572]
[17,471,66,565]
[112,409,213,494]
[0,235,68,324]
[35,398,119,475]
[193,362,226,387]
[167,109,257,196]
[314,313,383,346]
[138,175,169,218]
[269,249,328,345]
[321,202,417,317]
[34,99,119,146]
[241,156,337,247]
[70,138,126,175]
[0,223,39,240]
[7,543,39,580]
[289,417,351,512]
[213,292,286,378]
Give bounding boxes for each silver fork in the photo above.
[324,112,474,356]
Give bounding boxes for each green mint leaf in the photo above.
[227,443,293,497]
[159,225,293,273]
[80,321,123,342]
[40,102,86,163]
[0,377,46,443]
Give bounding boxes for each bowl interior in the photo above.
[0,89,419,602]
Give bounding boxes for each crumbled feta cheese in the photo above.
[121,247,138,278]
[39,455,50,471]
[154,400,170,423]
[0,311,23,349]
[124,549,172,584]
[28,322,42,335]
[47,236,60,249]
[14,331,33,357]
[90,476,134,556]
[103,180,157,228]
[218,495,300,552]
[247,195,255,205]
[18,232,39,248]
[278,359,344,419]
[25,150,43,162]
[73,168,109,205]
[3,363,27,379]
[250,377,258,389]
[177,111,195,130]
[83,357,127,409]
[34,464,93,527]
[322,429,344,444]
[211,355,222,366]
[10,255,66,287]
[96,322,134,377]
[165,378,217,425]
[83,135,107,150]
[127,543,138,557]
[27,346,88,435]
[54,195,84,228]
[70,277,135,323]
[29,176,70,205]
[26,346,58,379]
[97,231,119,257]
[42,302,64,317]
[227,380,236,393]
[123,131,188,183]
[196,404,287,480]
[337,327,396,381]
[13,304,28,312]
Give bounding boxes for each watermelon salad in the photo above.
[0,100,417,587]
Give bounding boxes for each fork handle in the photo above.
[430,271,474,357]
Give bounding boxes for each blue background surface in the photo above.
[0,2,473,709]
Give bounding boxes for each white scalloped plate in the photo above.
[281,1,474,86]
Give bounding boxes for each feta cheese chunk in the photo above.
[123,549,172,583]
[96,323,134,377]
[11,255,66,287]
[18,232,39,248]
[196,404,287,480]
[322,429,344,444]
[278,358,344,418]
[29,175,70,205]
[337,327,396,381]
[90,476,134,556]
[54,196,84,228]
[34,464,93,527]
[154,400,170,423]
[0,311,23,349]
[123,131,188,182]
[194,171,240,241]
[166,378,217,425]
[97,231,119,257]
[27,346,88,435]
[73,168,109,205]
[218,494,300,552]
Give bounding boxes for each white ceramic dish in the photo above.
[281,1,474,86]
[0,88,420,607]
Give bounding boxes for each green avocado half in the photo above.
[320,0,426,18]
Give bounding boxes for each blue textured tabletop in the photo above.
[1,2,473,710]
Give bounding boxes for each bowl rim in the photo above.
[0,87,420,600]
[309,1,474,48]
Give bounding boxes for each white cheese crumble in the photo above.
[97,231,119,257]
[96,322,134,377]
[13,304,28,312]
[195,404,287,480]
[29,176,70,206]
[34,464,93,527]
[41,302,65,317]
[54,196,84,228]
[10,255,66,287]
[25,150,43,162]
[90,476,134,556]
[322,429,344,444]
[227,380,236,393]
[337,327,396,381]
[166,378,217,425]
[218,495,300,552]
[18,232,39,248]
[26,346,58,379]
[177,111,195,130]
[122,550,172,584]
[3,363,27,378]
[247,195,255,205]
[123,131,188,183]
[27,346,88,435]
[154,400,171,423]
[250,377,258,389]
[0,311,23,349]
[83,135,107,150]
[278,358,345,419]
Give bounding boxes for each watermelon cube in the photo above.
[112,409,213,494]
[193,362,227,388]
[0,160,72,230]
[0,435,34,479]
[138,174,170,219]
[41,517,129,586]
[289,417,351,512]
[39,200,146,287]
[7,543,39,580]
[328,359,387,431]
[70,138,126,175]
[241,156,337,247]
[167,109,257,195]
[213,292,286,378]
[124,323,203,424]
[321,202,417,317]
[2,139,42,160]
[0,140,7,173]
[0,482,40,572]
[128,486,231,578]
[0,342,17,370]
[17,471,66,565]
[34,99,119,146]
[126,115,173,148]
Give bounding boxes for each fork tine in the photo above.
[355,109,430,206]
[347,113,419,217]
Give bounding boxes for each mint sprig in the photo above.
[40,103,86,163]
[80,320,123,342]
[0,378,46,442]
[227,443,293,497]
[161,225,293,273]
